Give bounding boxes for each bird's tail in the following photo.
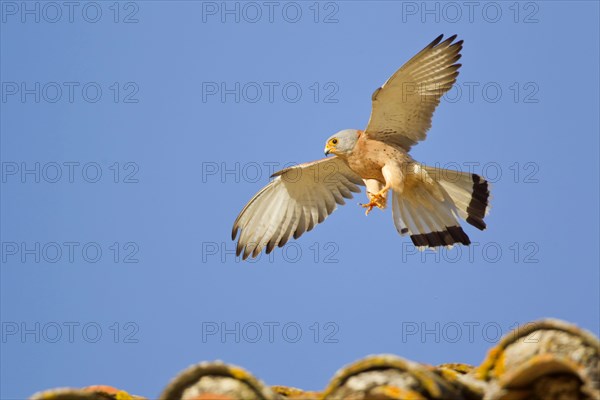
[391,164,491,249]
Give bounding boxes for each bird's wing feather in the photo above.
[232,157,363,259]
[365,34,463,150]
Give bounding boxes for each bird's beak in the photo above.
[324,144,333,156]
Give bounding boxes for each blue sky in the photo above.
[1,1,599,398]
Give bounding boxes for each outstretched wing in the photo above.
[365,34,463,150]
[232,157,364,259]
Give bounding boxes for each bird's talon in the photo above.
[361,201,376,215]
[360,191,387,215]
[361,192,386,215]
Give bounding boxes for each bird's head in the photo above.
[324,129,360,157]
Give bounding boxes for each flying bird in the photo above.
[232,34,491,260]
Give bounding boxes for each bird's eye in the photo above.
[332,139,338,145]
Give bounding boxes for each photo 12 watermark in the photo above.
[1,321,140,343]
[1,82,140,104]
[201,321,339,343]
[401,321,542,344]
[1,2,140,24]
[201,81,340,104]
[200,1,340,24]
[401,241,540,264]
[201,241,340,264]
[440,81,540,104]
[385,80,540,105]
[1,162,140,184]
[1,241,140,264]
[399,1,540,24]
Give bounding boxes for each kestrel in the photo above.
[232,34,491,259]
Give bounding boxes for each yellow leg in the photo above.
[360,187,390,215]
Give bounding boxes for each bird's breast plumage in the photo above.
[346,137,410,182]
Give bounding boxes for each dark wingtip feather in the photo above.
[451,54,463,63]
[430,34,444,47]
[466,216,487,231]
[410,233,428,247]
[411,226,471,248]
[279,236,289,248]
[242,247,251,261]
[447,226,471,246]
[466,174,490,231]
[266,240,276,254]
[453,39,464,48]
[440,34,458,47]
